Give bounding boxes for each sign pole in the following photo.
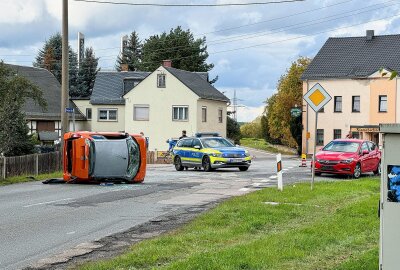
[277,153,283,191]
[311,112,318,190]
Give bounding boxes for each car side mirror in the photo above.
[362,150,369,155]
[194,145,201,150]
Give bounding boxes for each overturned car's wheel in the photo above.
[174,156,184,171]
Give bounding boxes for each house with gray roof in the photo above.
[74,60,229,150]
[301,30,400,154]
[8,64,85,143]
[124,62,229,150]
[72,70,151,133]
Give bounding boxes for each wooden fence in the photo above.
[0,150,170,179]
[0,151,62,179]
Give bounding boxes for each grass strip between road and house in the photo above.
[0,171,62,186]
[78,177,380,270]
[240,137,295,155]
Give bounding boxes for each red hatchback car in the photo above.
[314,139,381,178]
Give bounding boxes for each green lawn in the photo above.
[79,177,380,270]
[240,138,295,155]
[0,171,62,186]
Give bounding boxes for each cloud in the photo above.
[231,105,265,122]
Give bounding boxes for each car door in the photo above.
[181,139,193,165]
[359,142,372,172]
[367,141,380,170]
[190,139,203,165]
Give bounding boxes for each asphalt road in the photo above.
[0,149,310,270]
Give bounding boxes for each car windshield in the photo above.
[201,137,234,148]
[322,141,360,153]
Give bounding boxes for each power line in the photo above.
[4,0,395,61]
[3,8,400,74]
[0,0,355,57]
[72,0,305,7]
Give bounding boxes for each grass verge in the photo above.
[78,177,380,270]
[0,171,62,186]
[240,137,295,155]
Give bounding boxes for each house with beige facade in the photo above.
[72,61,229,150]
[301,30,400,154]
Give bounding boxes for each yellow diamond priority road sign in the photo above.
[303,83,331,112]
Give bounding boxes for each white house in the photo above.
[72,61,230,151]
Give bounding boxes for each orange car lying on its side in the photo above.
[63,131,146,183]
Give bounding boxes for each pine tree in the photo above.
[140,26,213,72]
[73,47,100,97]
[0,62,47,156]
[115,31,142,71]
[33,33,78,96]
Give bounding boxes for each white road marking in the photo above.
[283,169,289,171]
[261,179,271,183]
[23,198,73,208]
[239,188,250,191]
[288,167,294,169]
[253,183,261,187]
[269,175,277,179]
[66,231,76,235]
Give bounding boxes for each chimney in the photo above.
[366,30,374,40]
[162,59,172,68]
[121,64,128,72]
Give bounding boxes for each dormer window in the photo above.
[157,74,166,88]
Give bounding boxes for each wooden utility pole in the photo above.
[61,0,69,149]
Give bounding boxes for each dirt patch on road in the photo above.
[24,201,222,270]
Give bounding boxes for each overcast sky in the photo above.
[1,0,400,121]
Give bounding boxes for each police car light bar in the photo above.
[195,132,220,137]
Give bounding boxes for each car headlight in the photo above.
[340,158,354,164]
[244,150,250,157]
[210,152,222,157]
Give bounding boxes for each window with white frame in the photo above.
[352,96,360,112]
[172,106,188,121]
[157,74,166,88]
[86,108,92,120]
[202,106,207,122]
[55,121,61,137]
[98,109,117,121]
[134,105,150,121]
[379,95,387,112]
[218,109,223,123]
[28,120,37,135]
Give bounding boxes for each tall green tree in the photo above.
[0,62,47,156]
[116,31,142,71]
[140,26,213,72]
[33,33,78,96]
[265,57,311,148]
[227,116,241,144]
[73,47,100,97]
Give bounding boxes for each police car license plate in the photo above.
[229,158,243,163]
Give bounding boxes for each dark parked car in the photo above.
[314,139,381,178]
